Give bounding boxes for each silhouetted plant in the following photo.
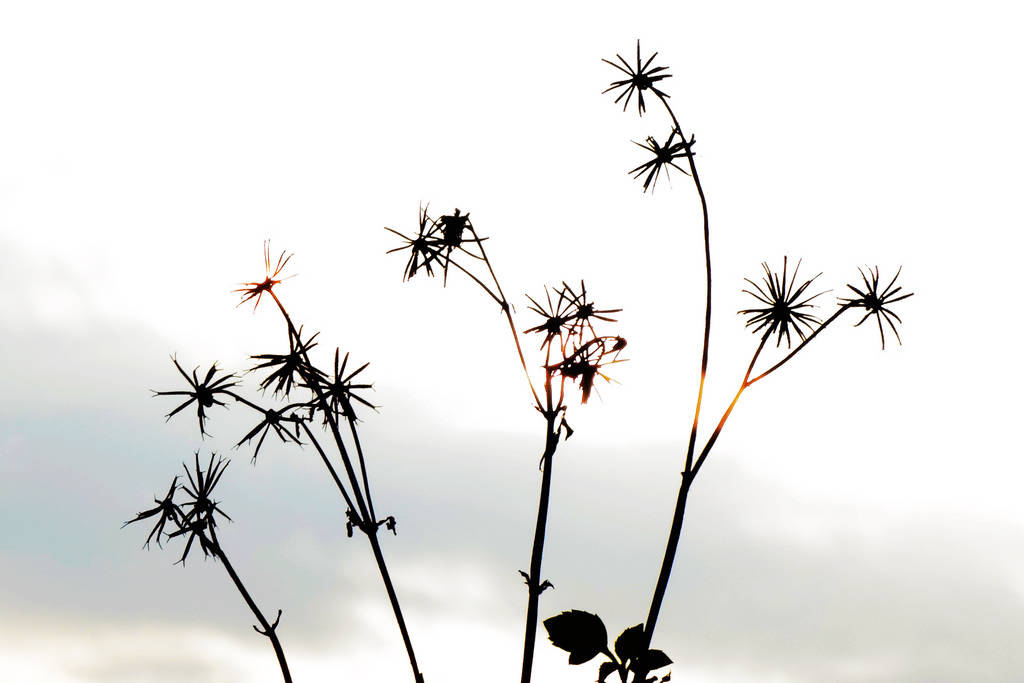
[539,40,914,683]
[129,243,425,683]
[125,453,292,682]
[387,212,626,683]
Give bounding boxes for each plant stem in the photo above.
[638,94,712,656]
[366,527,425,683]
[208,528,292,683]
[520,409,560,683]
[654,93,713,479]
[267,290,424,683]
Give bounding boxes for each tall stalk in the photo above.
[386,211,625,683]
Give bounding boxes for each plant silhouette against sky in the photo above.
[541,41,912,683]
[388,206,626,683]
[126,39,911,683]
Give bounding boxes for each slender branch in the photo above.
[366,529,425,683]
[299,420,358,514]
[207,527,292,683]
[269,291,372,526]
[347,418,376,522]
[638,93,712,661]
[520,403,561,683]
[452,238,544,410]
[269,290,424,683]
[638,337,766,673]
[747,305,851,385]
[653,92,713,480]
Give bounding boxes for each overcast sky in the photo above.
[2,2,1023,682]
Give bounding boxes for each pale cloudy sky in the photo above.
[2,2,1023,682]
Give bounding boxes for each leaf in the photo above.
[598,661,618,683]
[614,623,644,663]
[543,610,608,665]
[631,649,672,672]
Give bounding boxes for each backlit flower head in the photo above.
[236,407,302,463]
[235,241,293,311]
[154,357,239,437]
[839,266,913,350]
[602,41,672,116]
[169,452,233,564]
[550,336,627,404]
[740,257,824,347]
[250,326,325,397]
[385,205,445,281]
[122,476,180,549]
[315,349,377,422]
[630,130,694,193]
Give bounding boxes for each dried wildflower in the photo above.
[839,266,913,349]
[561,281,621,340]
[123,476,180,548]
[237,407,302,463]
[630,130,694,193]
[250,326,325,397]
[525,285,578,350]
[154,357,239,438]
[435,208,488,284]
[169,452,233,564]
[316,349,376,422]
[526,282,621,350]
[235,241,293,310]
[385,205,445,281]
[550,337,626,404]
[740,257,824,347]
[602,40,672,116]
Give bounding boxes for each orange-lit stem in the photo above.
[640,92,713,658]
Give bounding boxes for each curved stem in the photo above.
[639,336,766,666]
[208,528,292,683]
[637,93,712,662]
[654,92,713,479]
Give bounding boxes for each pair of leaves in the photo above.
[544,610,672,678]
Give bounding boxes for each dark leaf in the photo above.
[631,649,672,672]
[598,661,618,683]
[614,623,645,663]
[544,610,608,665]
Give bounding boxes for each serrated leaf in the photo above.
[614,623,644,663]
[543,609,608,665]
[632,649,672,671]
[598,661,618,683]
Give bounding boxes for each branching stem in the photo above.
[207,526,292,683]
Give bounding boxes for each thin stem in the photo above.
[653,92,712,480]
[268,290,423,683]
[366,528,425,683]
[270,291,372,524]
[639,93,712,658]
[747,305,851,385]
[638,306,846,681]
[450,240,543,410]
[520,407,560,683]
[689,334,768,479]
[299,421,358,514]
[639,337,766,669]
[208,527,291,683]
[347,418,376,522]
